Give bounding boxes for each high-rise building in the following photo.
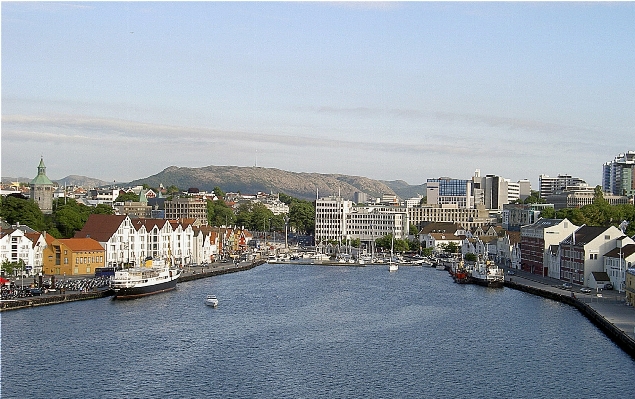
[603,151,635,197]
[426,177,473,209]
[29,158,55,214]
[539,174,587,199]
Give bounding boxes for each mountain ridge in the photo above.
[129,165,426,201]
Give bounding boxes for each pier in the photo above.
[504,269,635,359]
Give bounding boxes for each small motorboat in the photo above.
[205,294,219,307]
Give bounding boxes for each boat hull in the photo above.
[112,276,179,299]
[469,277,504,288]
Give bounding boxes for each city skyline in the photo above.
[2,2,634,187]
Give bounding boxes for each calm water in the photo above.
[2,264,634,399]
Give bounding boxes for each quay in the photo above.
[0,259,266,312]
[503,267,635,359]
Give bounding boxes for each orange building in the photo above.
[42,237,105,276]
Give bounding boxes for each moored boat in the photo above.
[451,260,471,284]
[469,258,504,288]
[111,259,180,299]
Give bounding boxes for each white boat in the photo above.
[469,257,504,288]
[205,294,219,307]
[389,263,399,272]
[111,259,180,299]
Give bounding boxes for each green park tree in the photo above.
[115,191,140,202]
[0,194,48,231]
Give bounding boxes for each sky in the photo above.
[2,1,634,189]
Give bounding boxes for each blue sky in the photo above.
[2,1,634,189]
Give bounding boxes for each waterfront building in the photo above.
[494,231,521,268]
[626,268,635,307]
[29,158,55,214]
[520,218,578,278]
[314,196,409,244]
[602,151,635,197]
[546,187,629,210]
[603,241,635,293]
[42,237,105,276]
[559,225,626,286]
[164,197,208,222]
[420,231,464,254]
[75,214,196,268]
[538,174,587,200]
[0,227,48,277]
[418,223,465,253]
[191,226,219,264]
[314,195,354,243]
[345,205,409,242]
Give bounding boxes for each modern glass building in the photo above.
[603,151,635,197]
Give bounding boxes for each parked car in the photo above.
[562,283,572,289]
[507,270,515,275]
[580,287,591,293]
[604,283,613,290]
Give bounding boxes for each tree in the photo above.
[115,192,139,202]
[0,194,47,231]
[375,234,410,252]
[207,199,235,227]
[464,253,477,262]
[409,223,419,236]
[166,185,181,196]
[278,192,294,206]
[92,204,115,215]
[440,242,460,254]
[213,186,225,199]
[52,198,92,238]
[539,207,556,219]
[289,201,315,235]
[523,190,545,204]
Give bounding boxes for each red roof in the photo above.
[75,214,127,242]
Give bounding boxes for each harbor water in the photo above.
[2,263,634,398]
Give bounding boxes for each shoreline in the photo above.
[505,278,635,359]
[0,259,266,312]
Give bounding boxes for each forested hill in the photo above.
[128,165,426,201]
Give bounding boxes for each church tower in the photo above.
[30,157,55,214]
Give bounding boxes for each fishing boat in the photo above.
[469,257,504,288]
[111,258,180,299]
[205,294,219,307]
[450,260,471,284]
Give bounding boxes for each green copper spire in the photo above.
[30,157,54,185]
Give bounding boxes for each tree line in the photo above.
[518,187,635,236]
[0,186,316,239]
